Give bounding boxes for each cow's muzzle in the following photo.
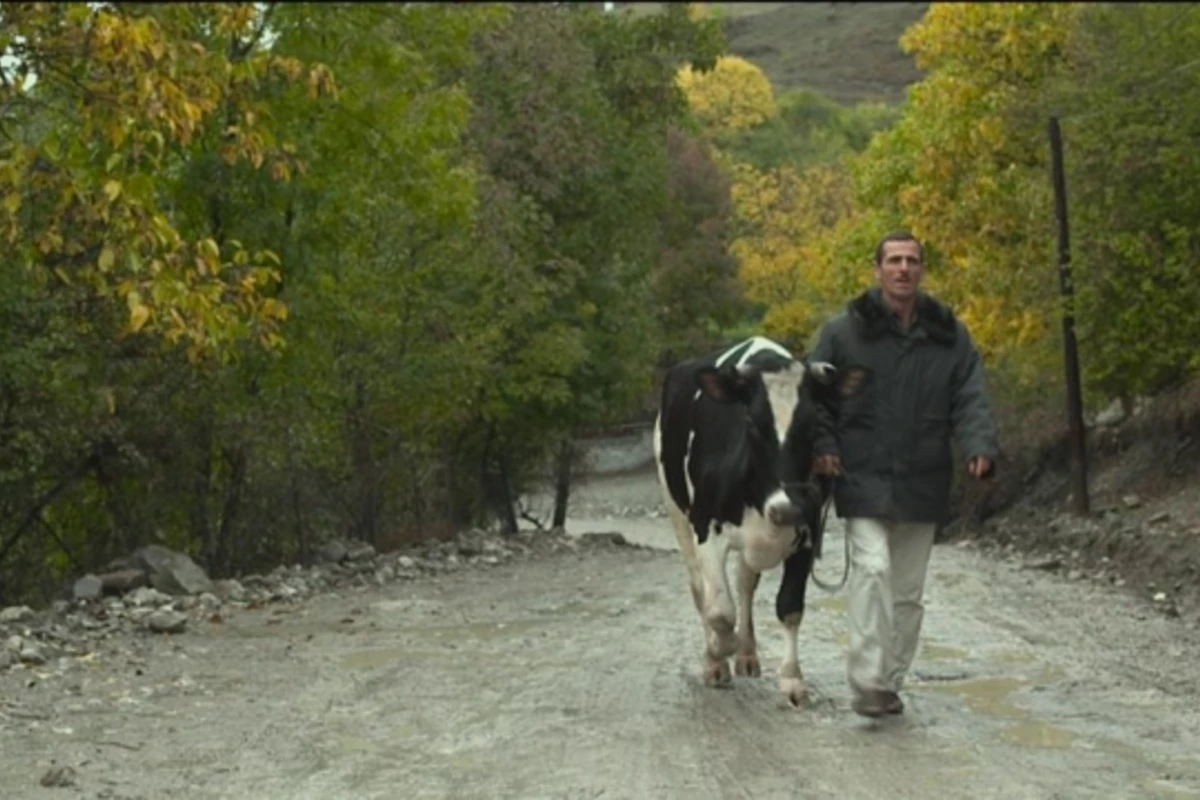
[767,503,805,527]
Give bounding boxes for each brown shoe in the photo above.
[851,689,891,718]
[852,689,903,718]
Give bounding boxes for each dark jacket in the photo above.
[810,287,1000,524]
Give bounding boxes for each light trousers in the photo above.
[844,517,937,694]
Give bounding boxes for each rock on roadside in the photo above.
[0,526,648,674]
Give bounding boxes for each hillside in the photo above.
[619,2,929,104]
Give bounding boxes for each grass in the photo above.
[616,2,929,105]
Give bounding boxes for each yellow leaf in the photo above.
[98,247,115,271]
[129,303,151,333]
[104,180,122,202]
[4,193,21,213]
[198,238,220,261]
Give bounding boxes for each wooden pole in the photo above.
[1048,116,1090,516]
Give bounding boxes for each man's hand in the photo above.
[814,454,844,477]
[967,455,993,479]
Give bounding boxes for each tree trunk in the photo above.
[350,379,379,545]
[552,437,573,529]
[190,407,215,566]
[496,450,520,536]
[215,443,249,575]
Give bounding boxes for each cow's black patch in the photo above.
[658,339,839,546]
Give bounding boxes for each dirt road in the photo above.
[4,470,1200,799]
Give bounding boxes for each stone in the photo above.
[99,568,149,593]
[133,545,215,596]
[125,586,173,608]
[40,766,77,788]
[19,642,46,664]
[316,540,348,565]
[213,579,247,602]
[73,574,104,602]
[0,605,35,624]
[145,609,188,634]
[346,542,376,562]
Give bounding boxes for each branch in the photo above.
[0,454,98,568]
[231,2,278,62]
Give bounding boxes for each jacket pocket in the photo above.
[911,414,952,474]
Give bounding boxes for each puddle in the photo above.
[991,648,1038,665]
[918,676,1032,720]
[921,643,970,661]
[997,720,1076,749]
[914,665,1065,717]
[914,666,1076,752]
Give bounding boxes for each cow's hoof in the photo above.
[700,628,739,662]
[780,677,807,708]
[734,652,762,677]
[703,657,732,688]
[705,618,738,660]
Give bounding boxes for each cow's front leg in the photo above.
[697,529,737,686]
[734,559,762,677]
[776,547,815,707]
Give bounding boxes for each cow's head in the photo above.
[693,354,867,539]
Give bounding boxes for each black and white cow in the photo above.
[653,336,865,706]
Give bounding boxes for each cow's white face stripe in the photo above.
[761,362,807,444]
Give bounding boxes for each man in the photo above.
[809,230,999,719]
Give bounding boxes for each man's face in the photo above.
[875,239,924,302]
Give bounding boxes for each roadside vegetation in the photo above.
[4,2,1199,605]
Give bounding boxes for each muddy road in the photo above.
[4,470,1200,799]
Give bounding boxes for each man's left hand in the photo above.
[967,455,993,479]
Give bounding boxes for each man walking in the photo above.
[809,231,1000,718]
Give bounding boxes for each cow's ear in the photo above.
[696,365,752,404]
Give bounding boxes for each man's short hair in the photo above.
[874,231,924,266]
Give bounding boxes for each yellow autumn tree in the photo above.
[730,158,875,342]
[677,55,778,137]
[856,2,1081,375]
[0,3,336,362]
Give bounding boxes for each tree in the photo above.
[677,54,777,137]
[652,126,745,364]
[1050,3,1200,402]
[852,2,1080,376]
[0,3,335,363]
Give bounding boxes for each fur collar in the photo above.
[848,288,958,346]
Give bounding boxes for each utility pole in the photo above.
[1048,116,1090,516]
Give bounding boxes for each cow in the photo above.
[653,336,866,706]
